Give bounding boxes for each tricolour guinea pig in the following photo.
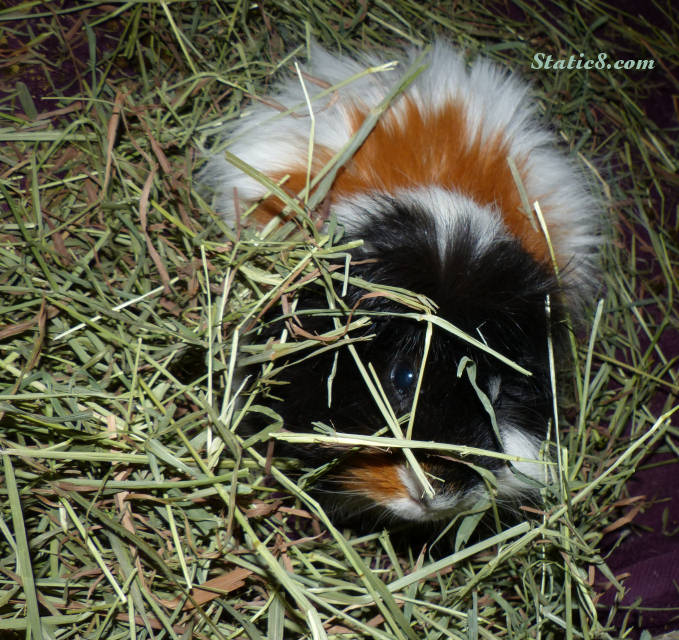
[201,42,599,525]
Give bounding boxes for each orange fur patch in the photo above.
[340,454,409,503]
[249,146,334,225]
[256,97,552,263]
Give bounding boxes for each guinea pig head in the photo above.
[261,189,566,524]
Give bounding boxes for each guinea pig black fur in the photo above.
[200,41,599,526]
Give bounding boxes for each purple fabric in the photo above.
[598,454,679,634]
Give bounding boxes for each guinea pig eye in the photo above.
[389,360,417,396]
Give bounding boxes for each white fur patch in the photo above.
[331,186,506,257]
[376,464,462,522]
[498,425,546,495]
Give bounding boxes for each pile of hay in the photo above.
[1,1,676,638]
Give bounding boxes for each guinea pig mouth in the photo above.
[337,453,474,522]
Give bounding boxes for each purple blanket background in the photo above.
[599,454,679,634]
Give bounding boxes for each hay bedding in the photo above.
[0,2,677,639]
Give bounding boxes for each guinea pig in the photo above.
[200,41,599,525]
